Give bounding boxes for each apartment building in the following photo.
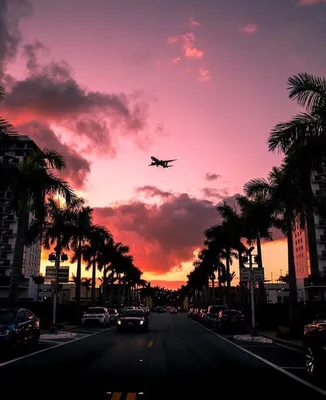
[293,170,326,301]
[0,135,42,299]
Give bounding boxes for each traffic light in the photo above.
[61,253,68,262]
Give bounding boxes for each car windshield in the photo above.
[85,308,105,314]
[209,306,227,314]
[108,309,116,314]
[121,310,144,317]
[0,310,16,324]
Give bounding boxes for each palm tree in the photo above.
[81,277,92,303]
[83,225,112,304]
[268,73,326,277]
[70,201,94,306]
[7,150,75,303]
[244,164,305,334]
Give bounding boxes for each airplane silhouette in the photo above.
[149,156,177,168]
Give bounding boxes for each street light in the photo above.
[246,246,257,336]
[48,250,68,332]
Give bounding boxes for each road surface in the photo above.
[0,313,325,399]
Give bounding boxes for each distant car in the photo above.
[108,308,119,324]
[117,309,149,332]
[82,307,110,327]
[157,306,166,313]
[0,308,40,352]
[169,308,178,314]
[303,316,326,379]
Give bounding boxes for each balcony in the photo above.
[319,251,326,259]
[319,235,326,243]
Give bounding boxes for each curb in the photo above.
[260,333,304,351]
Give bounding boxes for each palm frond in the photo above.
[288,73,326,111]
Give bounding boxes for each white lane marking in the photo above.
[188,318,326,396]
[240,344,280,348]
[0,326,115,368]
[275,341,305,354]
[39,339,66,345]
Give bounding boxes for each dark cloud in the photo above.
[17,121,91,189]
[136,185,172,199]
[205,172,221,181]
[0,0,32,78]
[201,187,229,200]
[94,190,219,275]
[0,1,159,188]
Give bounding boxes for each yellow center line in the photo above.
[126,393,137,400]
[148,340,154,348]
[111,393,122,400]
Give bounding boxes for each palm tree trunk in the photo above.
[211,277,215,303]
[9,210,28,304]
[225,253,231,306]
[117,273,122,305]
[75,240,82,306]
[217,265,223,303]
[286,212,299,335]
[91,257,96,304]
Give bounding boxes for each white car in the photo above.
[82,307,110,327]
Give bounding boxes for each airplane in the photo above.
[149,156,177,168]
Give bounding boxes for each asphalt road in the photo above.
[1,313,325,399]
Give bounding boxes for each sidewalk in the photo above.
[259,330,304,351]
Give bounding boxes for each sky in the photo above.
[1,0,326,289]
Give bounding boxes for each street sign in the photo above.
[240,268,250,282]
[240,267,264,282]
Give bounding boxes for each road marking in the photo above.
[188,318,326,396]
[148,340,154,348]
[275,341,305,354]
[0,326,115,368]
[240,344,280,348]
[111,393,122,400]
[39,339,66,345]
[126,394,137,400]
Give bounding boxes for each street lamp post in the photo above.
[48,249,68,332]
[246,246,258,336]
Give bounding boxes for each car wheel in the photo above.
[305,348,320,379]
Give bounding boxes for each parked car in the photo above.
[205,305,228,327]
[169,307,178,314]
[117,309,149,332]
[157,306,166,313]
[0,308,40,352]
[214,309,246,333]
[81,307,110,327]
[303,316,326,380]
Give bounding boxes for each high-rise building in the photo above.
[0,135,42,299]
[293,170,326,301]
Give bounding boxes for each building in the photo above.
[0,135,42,299]
[265,283,289,304]
[292,170,326,301]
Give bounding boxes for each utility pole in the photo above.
[247,246,257,336]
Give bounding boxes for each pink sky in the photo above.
[1,0,326,288]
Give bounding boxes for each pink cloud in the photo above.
[188,15,200,28]
[167,33,204,59]
[299,0,326,4]
[172,57,181,63]
[198,67,210,82]
[240,24,258,34]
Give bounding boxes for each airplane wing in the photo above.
[164,159,177,163]
[151,156,159,162]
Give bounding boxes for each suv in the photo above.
[82,307,110,327]
[205,305,228,327]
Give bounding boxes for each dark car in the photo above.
[205,305,228,327]
[215,309,246,333]
[0,308,40,352]
[117,310,149,332]
[303,316,326,380]
[108,308,119,324]
[157,306,166,313]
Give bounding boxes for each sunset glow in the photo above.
[2,0,326,288]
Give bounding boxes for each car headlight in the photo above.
[117,320,122,325]
[140,320,144,325]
